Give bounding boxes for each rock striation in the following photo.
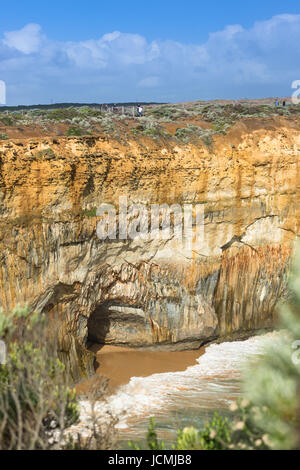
[0,118,299,381]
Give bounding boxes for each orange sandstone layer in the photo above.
[0,117,299,381]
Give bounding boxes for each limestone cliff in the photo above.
[0,118,299,381]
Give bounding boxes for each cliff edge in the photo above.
[0,117,299,381]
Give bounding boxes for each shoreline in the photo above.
[76,344,206,396]
[76,329,276,396]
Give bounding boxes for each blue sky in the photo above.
[0,0,300,105]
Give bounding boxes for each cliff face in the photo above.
[0,118,299,381]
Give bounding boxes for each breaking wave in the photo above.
[73,331,281,439]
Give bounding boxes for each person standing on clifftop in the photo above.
[137,105,143,117]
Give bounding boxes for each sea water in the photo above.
[76,331,280,448]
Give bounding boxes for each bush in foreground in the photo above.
[0,307,118,450]
[0,307,79,449]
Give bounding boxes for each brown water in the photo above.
[93,345,206,390]
[75,332,280,448]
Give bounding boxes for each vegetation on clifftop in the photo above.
[0,99,299,144]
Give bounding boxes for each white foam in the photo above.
[76,331,281,432]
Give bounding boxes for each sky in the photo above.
[0,0,300,105]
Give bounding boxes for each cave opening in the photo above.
[87,301,148,348]
[87,301,112,346]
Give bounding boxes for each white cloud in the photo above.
[0,14,300,104]
[3,23,43,54]
[102,31,121,42]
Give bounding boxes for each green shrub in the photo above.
[148,106,179,120]
[66,126,83,137]
[0,116,14,126]
[201,134,214,148]
[83,207,97,217]
[47,109,79,121]
[129,413,231,450]
[0,305,120,450]
[11,113,24,121]
[143,127,164,138]
[0,307,79,449]
[78,107,103,118]
[176,413,231,450]
[175,125,214,147]
[131,124,145,135]
[0,133,9,140]
[36,148,56,159]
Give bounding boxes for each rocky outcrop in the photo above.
[0,118,299,381]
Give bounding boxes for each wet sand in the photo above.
[89,344,206,392]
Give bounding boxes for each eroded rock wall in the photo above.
[0,120,299,381]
